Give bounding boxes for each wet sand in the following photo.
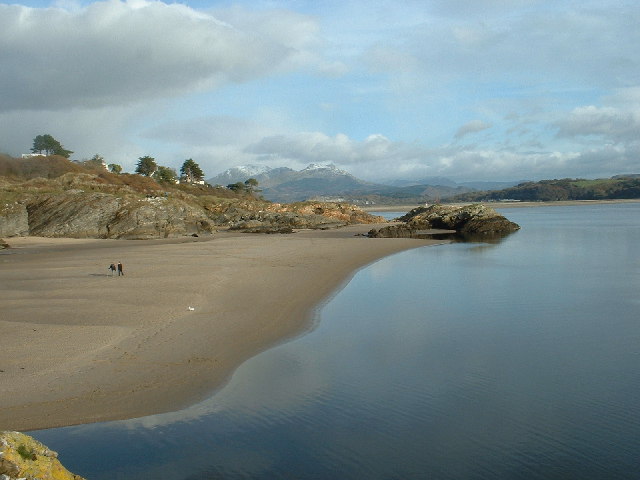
[0,226,444,431]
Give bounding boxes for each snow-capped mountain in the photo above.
[207,163,491,203]
[208,165,273,186]
[208,163,374,202]
[301,163,350,175]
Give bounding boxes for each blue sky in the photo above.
[1,0,639,182]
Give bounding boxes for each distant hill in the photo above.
[449,176,640,202]
[384,178,520,191]
[458,180,523,191]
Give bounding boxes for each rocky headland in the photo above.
[0,170,383,240]
[0,431,85,480]
[367,203,520,239]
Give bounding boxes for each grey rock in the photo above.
[369,204,520,239]
[0,203,28,237]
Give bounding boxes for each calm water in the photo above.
[33,203,640,479]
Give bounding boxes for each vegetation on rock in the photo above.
[0,431,85,480]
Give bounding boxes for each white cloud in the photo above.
[556,106,640,142]
[0,0,321,112]
[245,132,426,169]
[238,128,639,182]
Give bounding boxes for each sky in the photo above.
[1,0,639,183]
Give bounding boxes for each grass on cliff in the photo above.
[17,443,36,461]
[0,154,263,206]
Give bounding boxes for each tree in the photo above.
[244,178,259,191]
[83,154,106,169]
[135,155,157,176]
[227,181,246,192]
[108,163,122,174]
[180,158,204,183]
[31,134,73,158]
[153,166,178,184]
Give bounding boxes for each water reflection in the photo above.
[34,203,640,479]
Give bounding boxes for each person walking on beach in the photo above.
[117,262,124,276]
[109,263,116,276]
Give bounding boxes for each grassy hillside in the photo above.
[0,154,253,202]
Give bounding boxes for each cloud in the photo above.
[239,128,639,182]
[364,3,640,91]
[144,115,276,147]
[245,132,426,169]
[427,0,544,18]
[454,120,492,140]
[0,0,321,112]
[0,105,146,167]
[556,106,640,143]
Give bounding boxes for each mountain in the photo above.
[207,164,524,204]
[209,163,378,202]
[208,164,274,186]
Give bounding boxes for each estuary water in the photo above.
[33,203,640,479]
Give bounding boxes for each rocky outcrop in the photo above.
[368,204,520,239]
[25,192,214,239]
[0,431,85,480]
[0,203,28,237]
[277,202,382,225]
[0,174,383,239]
[227,202,382,232]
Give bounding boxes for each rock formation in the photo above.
[0,203,28,237]
[0,431,85,480]
[0,173,384,239]
[368,204,520,239]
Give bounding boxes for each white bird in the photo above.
[188,306,195,311]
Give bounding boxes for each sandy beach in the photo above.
[0,226,444,431]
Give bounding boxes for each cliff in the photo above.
[0,431,85,480]
[368,204,520,239]
[0,172,384,239]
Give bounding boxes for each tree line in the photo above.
[29,134,213,187]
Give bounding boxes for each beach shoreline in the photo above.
[0,226,445,432]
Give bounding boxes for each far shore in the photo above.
[363,198,640,212]
[0,226,446,431]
